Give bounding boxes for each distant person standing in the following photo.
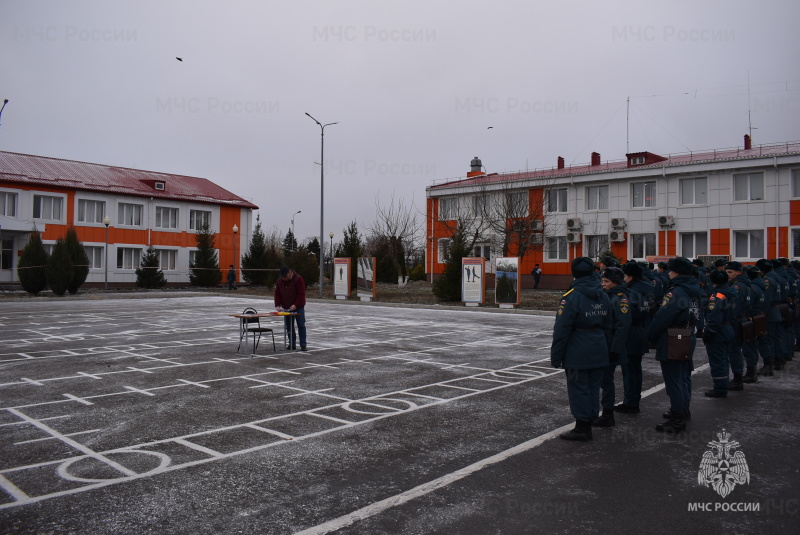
[227,265,237,290]
[532,264,542,289]
[550,257,611,442]
[274,266,307,351]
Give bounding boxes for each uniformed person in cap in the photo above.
[593,267,631,427]
[647,256,702,432]
[615,261,655,414]
[551,257,612,441]
[703,270,735,397]
[725,261,750,391]
[742,265,766,382]
[756,258,781,376]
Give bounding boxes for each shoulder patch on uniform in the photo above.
[620,298,630,314]
[715,292,726,299]
[661,291,672,307]
[708,300,716,310]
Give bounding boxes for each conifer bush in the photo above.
[17,230,49,295]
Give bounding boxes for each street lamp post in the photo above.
[291,210,301,251]
[305,112,338,298]
[329,231,334,284]
[0,99,8,130]
[103,215,111,290]
[232,224,239,285]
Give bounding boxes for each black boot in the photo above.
[560,420,593,441]
[661,408,690,421]
[655,411,686,433]
[758,364,774,376]
[774,359,785,370]
[591,409,615,427]
[614,403,640,414]
[742,367,758,383]
[728,373,744,391]
[705,389,727,398]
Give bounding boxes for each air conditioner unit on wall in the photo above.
[609,230,625,242]
[611,217,626,229]
[566,232,582,243]
[658,215,675,227]
[567,217,582,231]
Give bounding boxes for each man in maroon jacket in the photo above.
[274,266,307,350]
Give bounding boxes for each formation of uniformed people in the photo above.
[552,254,797,440]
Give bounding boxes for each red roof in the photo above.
[0,151,258,209]
[429,141,800,189]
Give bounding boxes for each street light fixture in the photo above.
[232,224,239,285]
[305,112,338,298]
[291,210,301,251]
[329,231,334,285]
[0,99,8,130]
[103,215,111,290]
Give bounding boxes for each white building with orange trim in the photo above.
[0,151,257,286]
[426,137,800,289]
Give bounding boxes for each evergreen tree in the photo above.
[64,226,90,294]
[496,272,517,303]
[17,230,49,295]
[282,230,298,257]
[47,238,73,296]
[136,245,167,288]
[241,216,268,285]
[432,225,470,301]
[307,237,320,259]
[189,222,221,286]
[341,221,364,290]
[286,246,319,288]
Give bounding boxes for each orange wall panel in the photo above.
[791,201,800,227]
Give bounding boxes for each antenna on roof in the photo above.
[626,96,630,154]
[747,71,758,143]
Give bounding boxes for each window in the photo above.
[793,229,800,258]
[118,203,143,226]
[117,247,142,269]
[630,233,656,258]
[631,181,656,208]
[631,156,645,165]
[733,230,764,259]
[792,170,800,198]
[437,238,452,263]
[189,210,211,230]
[189,250,198,266]
[680,177,707,205]
[472,194,488,217]
[585,234,609,259]
[1,238,12,270]
[0,192,17,217]
[547,188,568,213]
[473,243,490,260]
[439,198,457,221]
[680,232,708,258]
[32,195,63,220]
[545,236,568,260]
[158,249,177,270]
[586,185,609,211]
[505,191,528,218]
[84,246,104,269]
[733,173,764,201]
[77,200,106,224]
[155,206,179,229]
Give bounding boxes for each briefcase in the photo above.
[667,327,693,360]
[752,314,767,337]
[737,319,755,344]
[777,304,793,326]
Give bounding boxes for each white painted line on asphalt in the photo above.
[176,379,211,389]
[15,428,103,445]
[0,473,29,501]
[19,378,44,386]
[123,386,155,396]
[295,362,713,535]
[63,394,93,405]
[173,438,223,458]
[245,424,294,440]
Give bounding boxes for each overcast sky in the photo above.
[1,0,798,244]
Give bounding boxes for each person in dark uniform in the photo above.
[742,265,765,383]
[647,257,702,433]
[776,258,796,364]
[768,259,789,371]
[551,257,612,441]
[725,261,750,391]
[790,260,800,350]
[532,264,542,289]
[593,267,631,427]
[756,258,781,376]
[227,265,237,290]
[615,261,655,414]
[703,270,735,398]
[692,258,708,290]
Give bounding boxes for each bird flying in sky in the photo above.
[176,57,183,62]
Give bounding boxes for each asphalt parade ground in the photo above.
[0,294,797,534]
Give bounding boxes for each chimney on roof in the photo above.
[591,152,601,166]
[557,156,565,170]
[467,156,484,178]
[744,134,752,150]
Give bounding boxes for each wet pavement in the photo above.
[0,294,797,534]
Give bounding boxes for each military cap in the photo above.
[571,257,595,278]
[725,261,743,272]
[601,267,625,285]
[667,256,693,275]
[709,269,729,285]
[755,259,773,272]
[622,261,644,279]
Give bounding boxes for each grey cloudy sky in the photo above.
[1,0,798,243]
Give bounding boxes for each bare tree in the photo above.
[368,193,423,285]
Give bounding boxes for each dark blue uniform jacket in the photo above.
[646,276,702,362]
[627,279,655,355]
[605,285,632,365]
[551,276,611,370]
